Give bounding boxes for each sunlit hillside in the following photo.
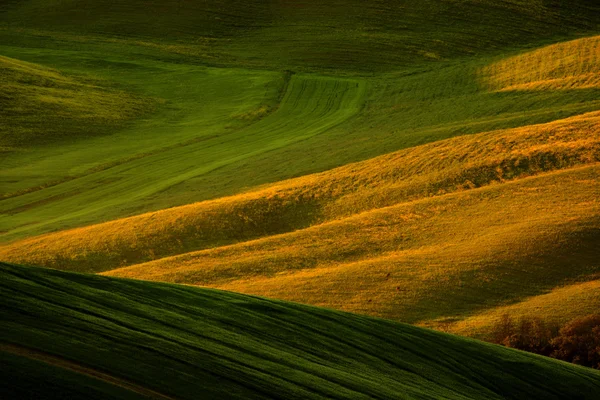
[1,11,599,242]
[481,35,600,91]
[442,279,600,339]
[2,110,599,273]
[1,0,600,384]
[103,164,599,325]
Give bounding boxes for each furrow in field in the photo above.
[1,343,175,400]
[3,263,600,399]
[0,75,366,242]
[2,111,598,273]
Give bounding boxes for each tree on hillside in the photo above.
[490,313,600,369]
[551,314,600,369]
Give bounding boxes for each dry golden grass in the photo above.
[2,111,599,272]
[430,279,600,339]
[106,165,600,327]
[480,35,600,91]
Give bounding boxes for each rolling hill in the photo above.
[0,55,151,151]
[3,108,599,272]
[1,6,599,241]
[2,263,600,399]
[1,0,600,389]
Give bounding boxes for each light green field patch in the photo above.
[0,74,366,241]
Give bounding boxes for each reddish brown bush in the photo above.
[491,314,600,369]
[551,314,600,369]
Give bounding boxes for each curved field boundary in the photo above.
[0,74,366,242]
[438,280,600,339]
[104,165,600,325]
[2,111,599,273]
[1,343,175,400]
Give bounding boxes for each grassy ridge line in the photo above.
[0,55,151,149]
[2,110,598,272]
[430,280,600,339]
[105,165,600,325]
[0,74,365,242]
[2,263,600,399]
[1,35,598,241]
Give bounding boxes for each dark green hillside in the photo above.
[1,0,599,71]
[2,263,600,399]
[1,352,149,400]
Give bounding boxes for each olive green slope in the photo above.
[1,1,599,241]
[1,0,599,71]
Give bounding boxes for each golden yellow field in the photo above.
[480,35,600,91]
[434,279,600,339]
[2,110,599,273]
[104,164,599,327]
[2,35,599,340]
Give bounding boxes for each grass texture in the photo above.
[0,13,598,241]
[2,263,600,399]
[3,110,598,272]
[0,71,365,241]
[103,165,599,325]
[1,0,598,71]
[443,279,600,339]
[0,55,151,149]
[1,0,599,350]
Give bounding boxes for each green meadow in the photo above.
[1,1,599,241]
[1,1,600,397]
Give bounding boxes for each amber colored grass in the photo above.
[431,279,600,339]
[2,111,599,273]
[105,165,600,328]
[480,35,600,91]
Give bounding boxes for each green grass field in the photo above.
[1,2,599,241]
[2,263,600,399]
[2,1,600,395]
[1,72,365,240]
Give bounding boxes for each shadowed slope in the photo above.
[439,280,600,339]
[0,56,150,149]
[105,165,600,325]
[1,344,169,400]
[1,0,599,71]
[3,111,598,273]
[2,263,600,399]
